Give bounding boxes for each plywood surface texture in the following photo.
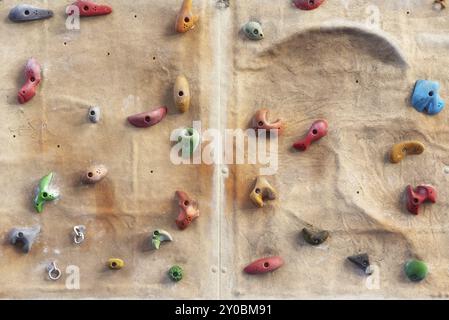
[0,0,449,299]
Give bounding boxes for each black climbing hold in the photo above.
[302,227,329,245]
[347,253,372,274]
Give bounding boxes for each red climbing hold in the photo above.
[293,0,325,10]
[70,1,112,16]
[18,58,41,104]
[127,106,168,128]
[293,120,328,151]
[406,185,437,215]
[244,256,284,274]
[175,190,199,230]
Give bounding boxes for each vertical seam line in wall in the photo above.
[210,0,228,299]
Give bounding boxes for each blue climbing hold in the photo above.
[411,80,445,115]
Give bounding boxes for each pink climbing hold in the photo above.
[127,106,168,128]
[244,256,284,275]
[70,1,112,16]
[293,0,325,10]
[406,185,437,215]
[18,58,41,104]
[293,120,328,151]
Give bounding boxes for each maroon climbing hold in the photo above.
[406,185,437,215]
[70,1,112,16]
[127,106,168,128]
[293,0,325,10]
[175,190,199,230]
[18,58,41,104]
[293,120,328,151]
[244,256,284,274]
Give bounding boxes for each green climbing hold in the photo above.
[169,265,183,282]
[177,127,200,156]
[34,172,60,213]
[243,21,264,41]
[404,259,428,282]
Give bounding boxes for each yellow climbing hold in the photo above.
[390,141,424,163]
[174,75,191,113]
[107,258,124,270]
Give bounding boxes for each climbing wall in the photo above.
[1,0,449,299]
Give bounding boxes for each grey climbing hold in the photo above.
[73,225,86,244]
[243,21,264,40]
[9,226,41,253]
[151,229,173,250]
[347,253,373,275]
[88,106,100,123]
[47,261,62,281]
[9,4,53,22]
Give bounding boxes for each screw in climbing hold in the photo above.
[175,127,201,156]
[411,80,445,115]
[68,1,112,17]
[390,141,424,164]
[251,109,283,135]
[293,120,328,152]
[302,226,329,245]
[82,164,108,184]
[18,58,42,104]
[34,172,60,213]
[168,265,184,282]
[88,106,101,123]
[9,226,41,253]
[293,0,326,10]
[249,176,277,208]
[243,21,264,41]
[404,259,428,282]
[347,253,373,275]
[127,106,168,128]
[9,4,53,22]
[107,258,124,270]
[151,229,173,250]
[175,191,200,230]
[244,256,284,274]
[405,185,437,215]
[175,0,199,33]
[174,75,191,113]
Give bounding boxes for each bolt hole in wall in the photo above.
[57,145,61,148]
